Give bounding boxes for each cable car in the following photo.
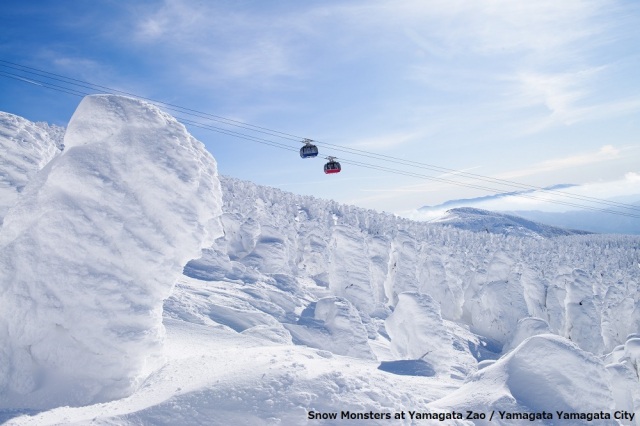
[300,138,319,158]
[324,156,341,174]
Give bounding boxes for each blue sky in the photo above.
[1,0,639,215]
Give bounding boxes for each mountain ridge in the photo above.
[430,206,592,238]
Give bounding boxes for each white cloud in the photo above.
[495,145,622,180]
[130,0,305,86]
[625,171,640,183]
[458,172,640,213]
[396,170,640,219]
[346,132,419,150]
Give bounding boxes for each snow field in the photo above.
[1,98,640,424]
[210,176,640,356]
[5,309,457,425]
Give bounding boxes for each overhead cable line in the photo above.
[1,60,639,218]
[0,60,301,142]
[339,157,640,218]
[175,113,640,217]
[3,60,638,214]
[2,60,638,210]
[181,116,640,217]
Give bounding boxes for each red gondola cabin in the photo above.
[324,157,341,174]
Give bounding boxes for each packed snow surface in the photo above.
[1,100,640,425]
[0,95,222,409]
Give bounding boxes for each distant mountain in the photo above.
[418,184,578,212]
[418,187,640,235]
[508,204,640,235]
[429,207,591,238]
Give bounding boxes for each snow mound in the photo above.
[286,297,376,360]
[431,334,614,423]
[385,292,476,377]
[502,317,551,353]
[0,112,64,225]
[605,337,640,420]
[0,95,222,409]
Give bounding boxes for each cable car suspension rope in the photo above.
[1,60,639,218]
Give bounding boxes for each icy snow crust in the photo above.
[0,96,222,409]
[2,102,640,424]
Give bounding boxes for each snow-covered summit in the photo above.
[430,207,591,238]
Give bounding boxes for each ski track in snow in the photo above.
[1,96,640,425]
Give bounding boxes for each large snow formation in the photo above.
[431,335,615,419]
[0,112,64,226]
[385,292,476,377]
[194,176,640,356]
[0,95,222,409]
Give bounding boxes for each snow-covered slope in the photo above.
[430,207,591,238]
[189,176,639,356]
[1,101,640,425]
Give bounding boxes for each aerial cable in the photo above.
[2,60,638,211]
[1,60,639,217]
[312,140,640,213]
[340,158,640,219]
[0,60,301,142]
[2,60,638,213]
[0,71,90,98]
[177,117,299,153]
[175,116,640,218]
[2,67,639,218]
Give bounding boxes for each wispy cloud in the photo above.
[346,132,419,150]
[399,171,640,219]
[373,0,639,134]
[130,0,306,87]
[495,145,621,180]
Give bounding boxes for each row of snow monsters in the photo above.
[300,139,341,174]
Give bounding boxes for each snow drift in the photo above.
[0,95,222,409]
[430,334,615,422]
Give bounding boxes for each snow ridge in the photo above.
[430,206,592,238]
